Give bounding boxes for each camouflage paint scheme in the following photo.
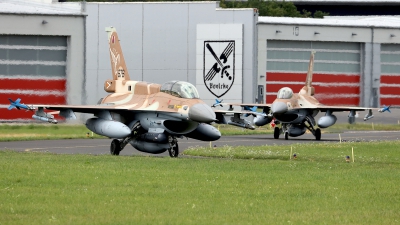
[214,52,384,140]
[13,27,220,157]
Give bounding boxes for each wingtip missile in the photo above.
[8,98,34,111]
[378,105,391,113]
[212,99,223,108]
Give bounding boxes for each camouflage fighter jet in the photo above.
[9,27,220,157]
[214,51,386,141]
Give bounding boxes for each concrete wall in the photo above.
[85,2,257,106]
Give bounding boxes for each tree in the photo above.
[220,0,328,18]
[66,0,329,18]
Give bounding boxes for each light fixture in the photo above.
[314,32,320,35]
[42,20,48,25]
[352,33,357,36]
[276,30,281,33]
[390,34,396,37]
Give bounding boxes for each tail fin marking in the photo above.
[105,27,130,81]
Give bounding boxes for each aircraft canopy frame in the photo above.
[277,87,293,99]
[161,80,200,99]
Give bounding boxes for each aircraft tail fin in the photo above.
[104,27,131,93]
[300,51,315,96]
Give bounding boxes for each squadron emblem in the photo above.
[203,40,235,98]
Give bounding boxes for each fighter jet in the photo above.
[215,51,387,140]
[8,27,220,157]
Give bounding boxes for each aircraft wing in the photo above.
[215,103,272,118]
[213,109,255,115]
[33,104,129,114]
[310,104,389,122]
[29,103,172,124]
[314,105,376,112]
[218,102,272,108]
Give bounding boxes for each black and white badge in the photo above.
[203,40,235,98]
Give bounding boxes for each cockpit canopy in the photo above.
[277,87,293,99]
[160,80,200,99]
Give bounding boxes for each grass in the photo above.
[0,124,104,141]
[0,122,399,142]
[323,122,400,132]
[1,141,400,224]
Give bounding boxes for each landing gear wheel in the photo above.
[284,132,289,140]
[168,143,179,158]
[273,127,280,139]
[110,139,121,155]
[315,128,321,141]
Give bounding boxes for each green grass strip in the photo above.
[1,141,400,224]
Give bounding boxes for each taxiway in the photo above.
[2,131,399,157]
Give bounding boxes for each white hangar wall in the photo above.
[85,2,258,106]
[257,17,400,107]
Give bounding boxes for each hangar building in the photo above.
[0,0,399,122]
[257,16,400,107]
[0,0,85,121]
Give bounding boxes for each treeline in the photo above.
[66,0,329,18]
[221,0,328,18]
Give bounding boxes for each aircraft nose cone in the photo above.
[271,101,288,114]
[189,103,216,123]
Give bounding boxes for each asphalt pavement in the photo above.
[2,131,399,157]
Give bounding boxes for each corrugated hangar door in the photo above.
[266,40,361,105]
[0,35,67,121]
[380,44,400,107]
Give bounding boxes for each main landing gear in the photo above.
[110,139,122,155]
[109,122,180,158]
[272,117,322,141]
[109,138,180,157]
[168,143,179,158]
[110,138,130,155]
[273,127,280,139]
[109,137,180,158]
[304,116,321,141]
[273,124,290,140]
[110,122,141,156]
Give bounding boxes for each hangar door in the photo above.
[0,35,67,121]
[266,40,361,105]
[380,44,400,107]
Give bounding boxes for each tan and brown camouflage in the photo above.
[17,27,220,157]
[215,51,382,140]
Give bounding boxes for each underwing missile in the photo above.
[363,115,374,121]
[363,109,374,121]
[32,115,58,124]
[228,121,255,130]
